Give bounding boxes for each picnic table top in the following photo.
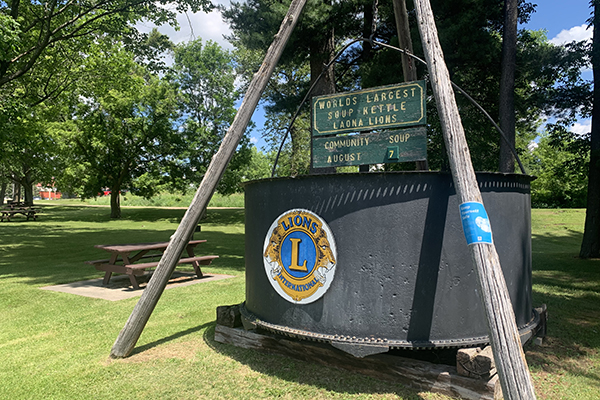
[2,203,40,209]
[94,239,207,253]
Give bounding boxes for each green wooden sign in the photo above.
[312,127,427,168]
[311,81,426,137]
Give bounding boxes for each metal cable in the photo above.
[270,37,527,177]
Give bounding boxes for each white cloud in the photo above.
[550,24,592,45]
[136,5,233,49]
[528,141,539,152]
[250,136,259,144]
[571,119,591,136]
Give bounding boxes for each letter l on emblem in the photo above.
[289,238,308,272]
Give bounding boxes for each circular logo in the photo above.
[263,209,337,304]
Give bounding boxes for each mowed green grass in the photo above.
[0,205,426,400]
[528,209,600,399]
[0,206,598,399]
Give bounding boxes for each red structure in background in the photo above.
[37,183,61,199]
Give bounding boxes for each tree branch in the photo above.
[0,0,151,87]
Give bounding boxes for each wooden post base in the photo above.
[457,346,497,379]
[214,323,503,400]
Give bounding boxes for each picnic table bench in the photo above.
[85,240,218,289]
[1,206,40,222]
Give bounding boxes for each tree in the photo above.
[1,0,212,206]
[53,44,182,218]
[498,0,518,172]
[223,0,359,94]
[170,38,251,195]
[0,82,59,205]
[225,0,549,173]
[233,48,313,176]
[263,109,312,177]
[522,133,588,208]
[240,146,272,182]
[0,0,211,89]
[224,0,380,174]
[581,0,600,258]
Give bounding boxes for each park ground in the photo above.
[0,201,598,399]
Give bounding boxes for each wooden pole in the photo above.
[109,0,308,358]
[412,0,536,398]
[392,0,417,82]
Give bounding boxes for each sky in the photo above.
[139,0,594,149]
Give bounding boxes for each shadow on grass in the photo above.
[0,207,245,285]
[527,230,600,386]
[130,321,216,356]
[201,324,427,400]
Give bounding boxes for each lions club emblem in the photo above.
[263,209,337,304]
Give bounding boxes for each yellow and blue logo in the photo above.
[263,209,337,304]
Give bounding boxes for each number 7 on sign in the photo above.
[387,146,399,161]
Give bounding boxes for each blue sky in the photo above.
[141,1,594,148]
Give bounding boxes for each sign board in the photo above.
[312,127,427,168]
[311,81,426,136]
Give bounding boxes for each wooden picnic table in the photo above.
[1,205,40,222]
[85,240,218,289]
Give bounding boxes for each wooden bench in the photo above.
[85,255,218,290]
[1,207,39,222]
[85,240,218,289]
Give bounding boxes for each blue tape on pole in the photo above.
[460,202,493,245]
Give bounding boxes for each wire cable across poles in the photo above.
[270,37,527,177]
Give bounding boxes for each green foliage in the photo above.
[0,95,61,203]
[524,133,589,208]
[241,146,272,181]
[0,13,20,60]
[0,0,213,205]
[0,0,212,88]
[51,44,183,212]
[225,0,587,176]
[223,0,364,70]
[263,111,311,177]
[170,38,251,195]
[229,36,312,177]
[224,0,371,175]
[67,191,245,208]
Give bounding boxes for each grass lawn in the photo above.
[0,205,598,399]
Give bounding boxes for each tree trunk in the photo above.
[393,0,417,82]
[309,27,336,174]
[580,0,600,259]
[23,182,34,206]
[393,0,427,171]
[362,2,374,61]
[358,2,375,174]
[110,189,121,219]
[498,0,518,173]
[0,182,6,205]
[309,32,335,97]
[23,168,34,206]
